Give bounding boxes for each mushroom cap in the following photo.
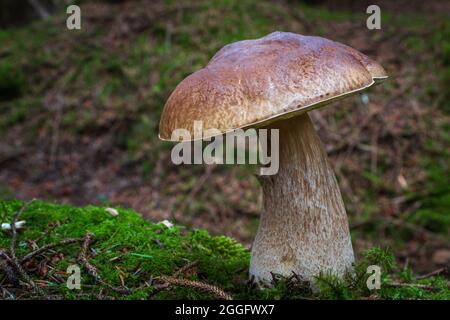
[159,31,387,141]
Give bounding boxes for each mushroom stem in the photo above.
[250,113,354,286]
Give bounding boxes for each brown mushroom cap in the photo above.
[159,31,387,141]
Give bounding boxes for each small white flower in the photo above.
[105,208,119,217]
[1,221,26,231]
[158,219,174,229]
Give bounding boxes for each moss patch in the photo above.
[0,200,448,300]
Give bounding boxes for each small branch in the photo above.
[21,237,84,264]
[148,261,231,300]
[7,253,48,297]
[77,233,130,295]
[0,285,15,300]
[7,200,48,298]
[386,282,445,291]
[417,267,448,280]
[77,233,100,282]
[173,261,198,278]
[157,275,232,300]
[0,250,19,287]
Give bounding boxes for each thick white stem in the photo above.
[250,113,354,286]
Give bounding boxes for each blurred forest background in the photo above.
[0,0,449,275]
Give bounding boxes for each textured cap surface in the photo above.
[159,31,387,141]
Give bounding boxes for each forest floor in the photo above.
[0,200,448,300]
[0,0,449,282]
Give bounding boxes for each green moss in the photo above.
[406,132,450,233]
[0,200,448,300]
[0,200,249,299]
[314,248,449,300]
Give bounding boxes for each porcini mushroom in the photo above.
[159,32,387,286]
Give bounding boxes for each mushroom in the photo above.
[159,32,387,286]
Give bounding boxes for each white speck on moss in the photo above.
[105,208,119,217]
[1,220,26,231]
[159,220,174,229]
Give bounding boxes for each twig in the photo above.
[0,285,15,300]
[77,233,130,295]
[7,200,48,297]
[21,237,85,264]
[386,282,444,291]
[0,250,19,287]
[149,260,231,300]
[10,200,35,258]
[173,261,199,278]
[157,276,232,300]
[8,249,47,298]
[77,233,100,282]
[417,267,448,280]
